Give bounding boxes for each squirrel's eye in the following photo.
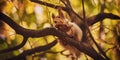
[54,21,57,23]
[58,16,60,18]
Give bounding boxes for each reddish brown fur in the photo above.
[52,9,83,60]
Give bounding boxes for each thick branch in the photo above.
[0,12,60,38]
[87,13,120,25]
[7,40,57,60]
[0,12,105,60]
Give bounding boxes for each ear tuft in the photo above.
[58,8,64,18]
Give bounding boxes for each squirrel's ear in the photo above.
[58,8,64,18]
[52,14,55,19]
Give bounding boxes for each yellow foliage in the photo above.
[25,3,35,14]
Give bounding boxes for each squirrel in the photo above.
[52,9,83,60]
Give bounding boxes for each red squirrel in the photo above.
[52,9,83,60]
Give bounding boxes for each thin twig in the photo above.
[31,0,67,10]
[105,45,117,53]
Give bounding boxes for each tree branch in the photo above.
[0,12,106,60]
[0,12,60,38]
[0,37,28,54]
[30,0,67,11]
[30,0,120,27]
[81,0,109,59]
[30,0,83,26]
[87,13,120,25]
[6,40,57,60]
